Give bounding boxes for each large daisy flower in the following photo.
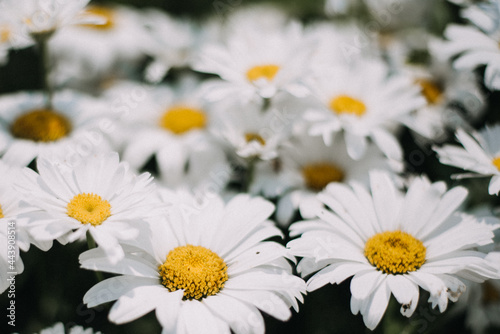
[194,20,313,102]
[304,59,426,162]
[14,152,160,263]
[80,191,306,333]
[434,125,500,195]
[288,171,500,330]
[0,90,113,167]
[104,79,229,189]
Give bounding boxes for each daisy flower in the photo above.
[80,191,306,333]
[49,4,151,87]
[0,90,113,167]
[434,125,500,195]
[251,133,398,226]
[14,152,160,263]
[104,79,229,189]
[304,59,426,162]
[194,20,313,102]
[433,1,500,90]
[287,171,500,330]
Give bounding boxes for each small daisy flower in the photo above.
[288,171,500,330]
[14,152,160,263]
[383,28,486,140]
[194,21,313,102]
[433,1,500,90]
[49,4,151,87]
[251,133,398,226]
[434,125,500,195]
[213,101,289,162]
[80,191,306,333]
[104,79,229,189]
[304,59,426,162]
[0,90,114,167]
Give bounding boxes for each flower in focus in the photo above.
[288,171,500,330]
[81,191,306,333]
[434,125,500,195]
[194,20,313,102]
[304,59,426,162]
[15,152,160,263]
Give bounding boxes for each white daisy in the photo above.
[432,1,500,90]
[251,133,398,226]
[14,152,160,264]
[0,90,114,167]
[194,20,313,102]
[1,0,99,37]
[304,59,426,162]
[80,191,306,333]
[434,125,500,195]
[288,171,500,330]
[383,28,486,141]
[49,4,151,87]
[104,79,229,190]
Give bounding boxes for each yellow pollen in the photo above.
[79,6,115,30]
[0,25,11,43]
[302,162,344,191]
[66,193,111,226]
[159,106,206,135]
[329,95,366,117]
[0,204,4,219]
[245,132,266,145]
[246,64,280,82]
[364,230,426,275]
[492,157,500,171]
[10,109,72,142]
[416,79,443,105]
[159,245,228,300]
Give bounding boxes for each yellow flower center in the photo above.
[416,79,443,105]
[159,106,206,135]
[0,25,11,43]
[364,230,426,275]
[159,245,228,300]
[492,157,500,171]
[246,64,280,82]
[245,132,266,145]
[66,193,111,226]
[79,6,115,30]
[329,95,366,117]
[10,109,72,142]
[0,204,4,219]
[302,162,344,191]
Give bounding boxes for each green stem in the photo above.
[86,230,105,282]
[261,97,271,113]
[34,31,54,109]
[242,158,256,193]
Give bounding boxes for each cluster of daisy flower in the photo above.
[1,0,500,333]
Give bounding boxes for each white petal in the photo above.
[109,285,167,324]
[386,275,419,317]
